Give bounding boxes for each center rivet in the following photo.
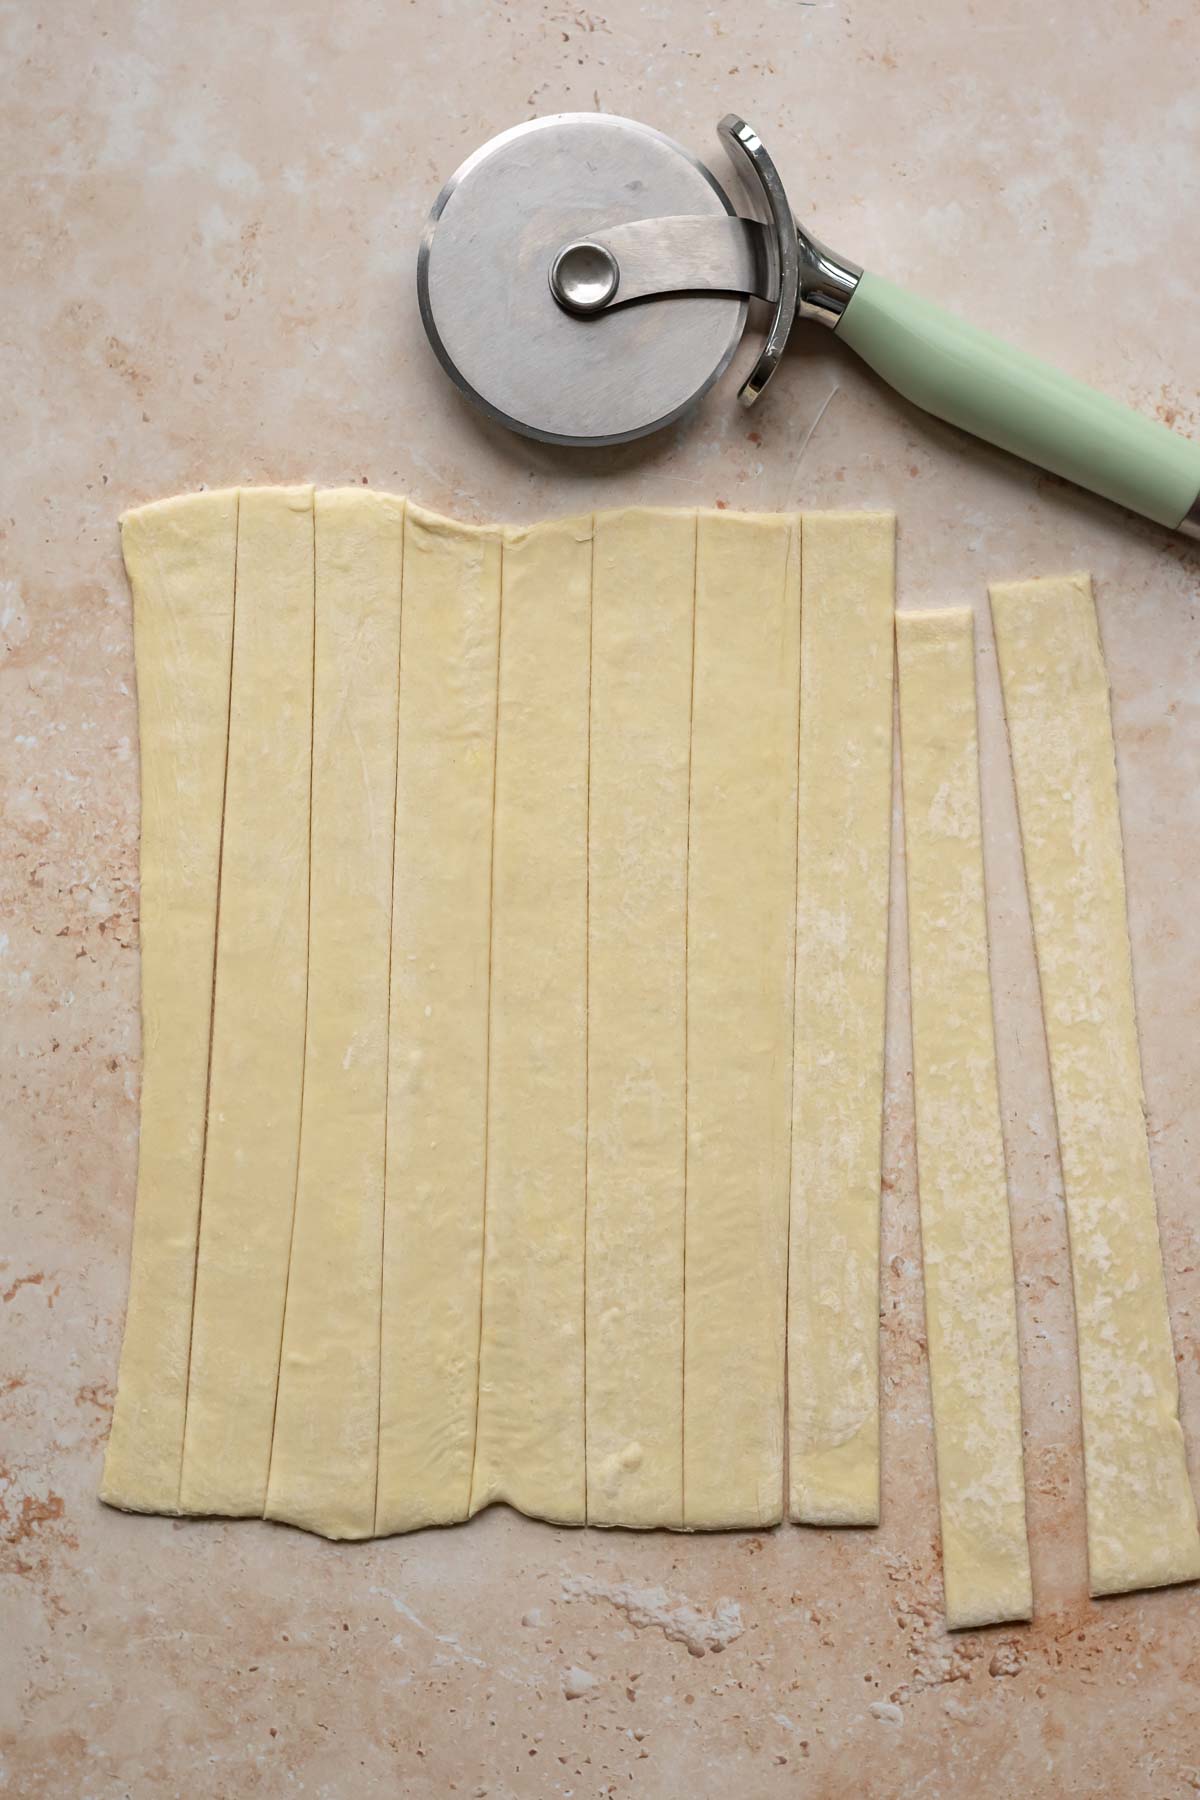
[549,240,620,315]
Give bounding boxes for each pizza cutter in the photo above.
[417,112,1200,537]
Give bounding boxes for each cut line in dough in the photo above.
[683,511,800,1530]
[101,490,239,1516]
[265,489,404,1541]
[376,504,501,1534]
[585,507,693,1529]
[468,515,592,1526]
[180,485,314,1517]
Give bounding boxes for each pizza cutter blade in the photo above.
[417,112,1200,536]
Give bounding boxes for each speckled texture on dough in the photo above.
[898,608,1032,1630]
[990,574,1200,1597]
[788,511,894,1526]
[6,0,1200,1792]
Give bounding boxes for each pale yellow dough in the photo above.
[103,495,1200,1578]
[789,512,894,1526]
[376,504,501,1534]
[101,490,238,1515]
[265,490,404,1540]
[897,607,1032,1629]
[684,512,800,1529]
[469,516,592,1525]
[180,486,314,1516]
[991,573,1200,1596]
[585,507,693,1529]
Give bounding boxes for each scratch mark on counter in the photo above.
[371,1582,538,1694]
[779,384,841,513]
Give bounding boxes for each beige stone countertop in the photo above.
[5,1,1200,1794]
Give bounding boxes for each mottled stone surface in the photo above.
[4,0,1200,1793]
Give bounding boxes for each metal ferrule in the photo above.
[1180,489,1200,542]
[797,227,862,329]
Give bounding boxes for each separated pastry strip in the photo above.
[897,607,1032,1628]
[684,511,800,1529]
[179,487,315,1516]
[469,516,592,1525]
[376,506,501,1534]
[265,490,404,1541]
[788,511,894,1526]
[991,573,1200,1596]
[101,490,239,1515]
[585,508,693,1528]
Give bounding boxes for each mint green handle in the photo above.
[837,272,1200,530]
